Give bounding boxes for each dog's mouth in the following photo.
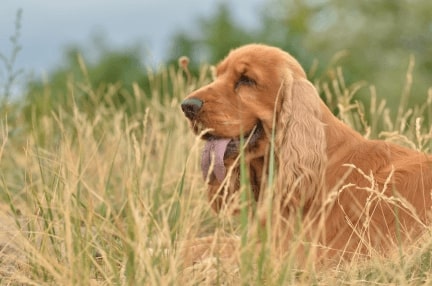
[200,122,264,182]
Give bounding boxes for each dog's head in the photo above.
[181,44,326,199]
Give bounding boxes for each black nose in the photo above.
[181,98,203,120]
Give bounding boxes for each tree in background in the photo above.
[168,4,255,66]
[23,35,151,121]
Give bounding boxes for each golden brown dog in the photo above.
[181,44,432,260]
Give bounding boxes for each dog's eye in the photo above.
[235,74,256,89]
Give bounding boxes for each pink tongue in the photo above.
[201,138,231,182]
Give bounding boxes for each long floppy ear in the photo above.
[275,74,327,208]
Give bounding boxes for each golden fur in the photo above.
[181,44,432,260]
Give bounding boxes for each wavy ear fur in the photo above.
[275,74,327,209]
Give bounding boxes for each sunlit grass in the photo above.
[0,57,432,285]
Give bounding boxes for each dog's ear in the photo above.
[275,75,327,207]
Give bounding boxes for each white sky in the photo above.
[0,0,264,77]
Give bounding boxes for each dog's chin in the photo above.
[200,121,264,159]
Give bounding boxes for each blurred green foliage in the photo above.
[23,38,147,119]
[168,4,255,65]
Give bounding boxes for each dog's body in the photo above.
[181,44,432,259]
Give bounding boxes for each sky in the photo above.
[0,0,264,80]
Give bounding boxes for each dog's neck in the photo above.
[319,101,365,161]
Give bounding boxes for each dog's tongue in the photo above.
[201,138,231,182]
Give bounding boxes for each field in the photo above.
[1,60,432,285]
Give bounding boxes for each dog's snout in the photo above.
[181,98,203,120]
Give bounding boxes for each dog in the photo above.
[181,44,432,260]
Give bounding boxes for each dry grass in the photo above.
[0,60,432,285]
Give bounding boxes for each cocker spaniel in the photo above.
[181,44,432,260]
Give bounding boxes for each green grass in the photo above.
[0,59,432,285]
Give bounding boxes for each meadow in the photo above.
[1,57,432,285]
